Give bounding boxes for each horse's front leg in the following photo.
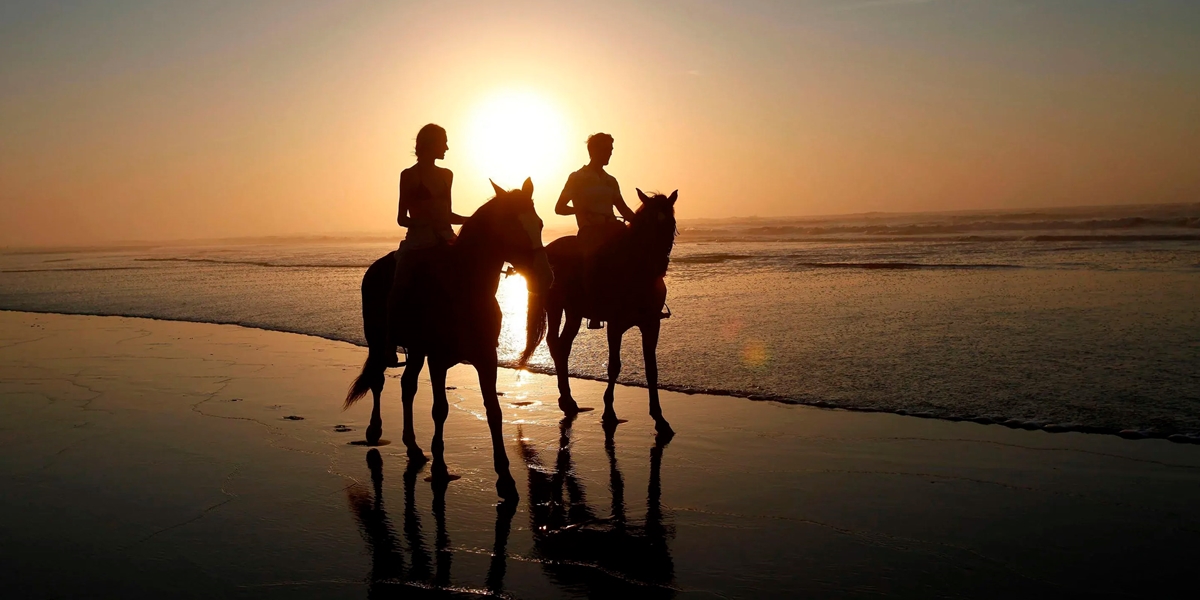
[400,351,428,462]
[639,319,673,436]
[602,324,626,425]
[428,360,460,482]
[477,353,519,502]
[552,310,584,413]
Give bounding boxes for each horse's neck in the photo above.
[624,226,672,277]
[451,235,504,296]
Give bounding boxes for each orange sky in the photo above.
[2,0,1198,246]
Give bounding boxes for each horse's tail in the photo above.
[344,353,386,409]
[345,252,396,410]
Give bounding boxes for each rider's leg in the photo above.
[386,243,413,363]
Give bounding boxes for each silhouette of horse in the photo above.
[344,179,551,500]
[545,190,678,434]
[517,418,675,596]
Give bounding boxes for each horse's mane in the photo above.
[457,193,533,244]
[455,195,500,244]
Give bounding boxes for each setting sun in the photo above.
[463,90,572,190]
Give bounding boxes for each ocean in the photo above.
[3,202,1199,437]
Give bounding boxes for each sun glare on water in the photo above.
[495,272,536,364]
[464,90,571,189]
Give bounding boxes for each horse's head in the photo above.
[486,178,553,294]
[460,177,552,367]
[632,189,679,277]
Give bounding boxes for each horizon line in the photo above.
[3,199,1196,253]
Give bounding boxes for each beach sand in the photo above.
[2,311,1197,598]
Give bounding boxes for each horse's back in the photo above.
[545,235,580,265]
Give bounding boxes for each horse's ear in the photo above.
[637,188,650,203]
[490,179,504,196]
[668,190,678,205]
[522,177,533,195]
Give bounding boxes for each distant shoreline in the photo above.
[6,308,1198,445]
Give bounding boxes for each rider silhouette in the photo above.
[387,124,468,361]
[555,133,636,328]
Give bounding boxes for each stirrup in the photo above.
[659,303,672,320]
[587,319,604,330]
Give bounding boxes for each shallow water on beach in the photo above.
[2,203,1199,435]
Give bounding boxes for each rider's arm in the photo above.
[614,186,636,222]
[446,170,468,225]
[555,173,576,216]
[397,170,414,227]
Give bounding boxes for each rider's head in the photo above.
[586,133,614,167]
[415,124,448,161]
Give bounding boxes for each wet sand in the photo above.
[2,311,1198,598]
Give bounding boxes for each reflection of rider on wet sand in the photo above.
[555,133,636,329]
[387,123,468,363]
[517,418,676,597]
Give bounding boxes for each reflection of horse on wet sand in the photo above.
[346,426,675,598]
[344,180,552,501]
[518,419,676,597]
[347,448,516,599]
[545,190,679,434]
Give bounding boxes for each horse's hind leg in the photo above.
[365,368,387,445]
[551,310,584,413]
[602,324,626,425]
[400,352,428,462]
[640,319,673,436]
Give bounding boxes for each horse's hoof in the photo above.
[601,410,623,425]
[426,462,461,483]
[655,421,676,442]
[496,478,520,502]
[365,427,383,446]
[558,396,580,413]
[497,496,519,516]
[406,446,429,463]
